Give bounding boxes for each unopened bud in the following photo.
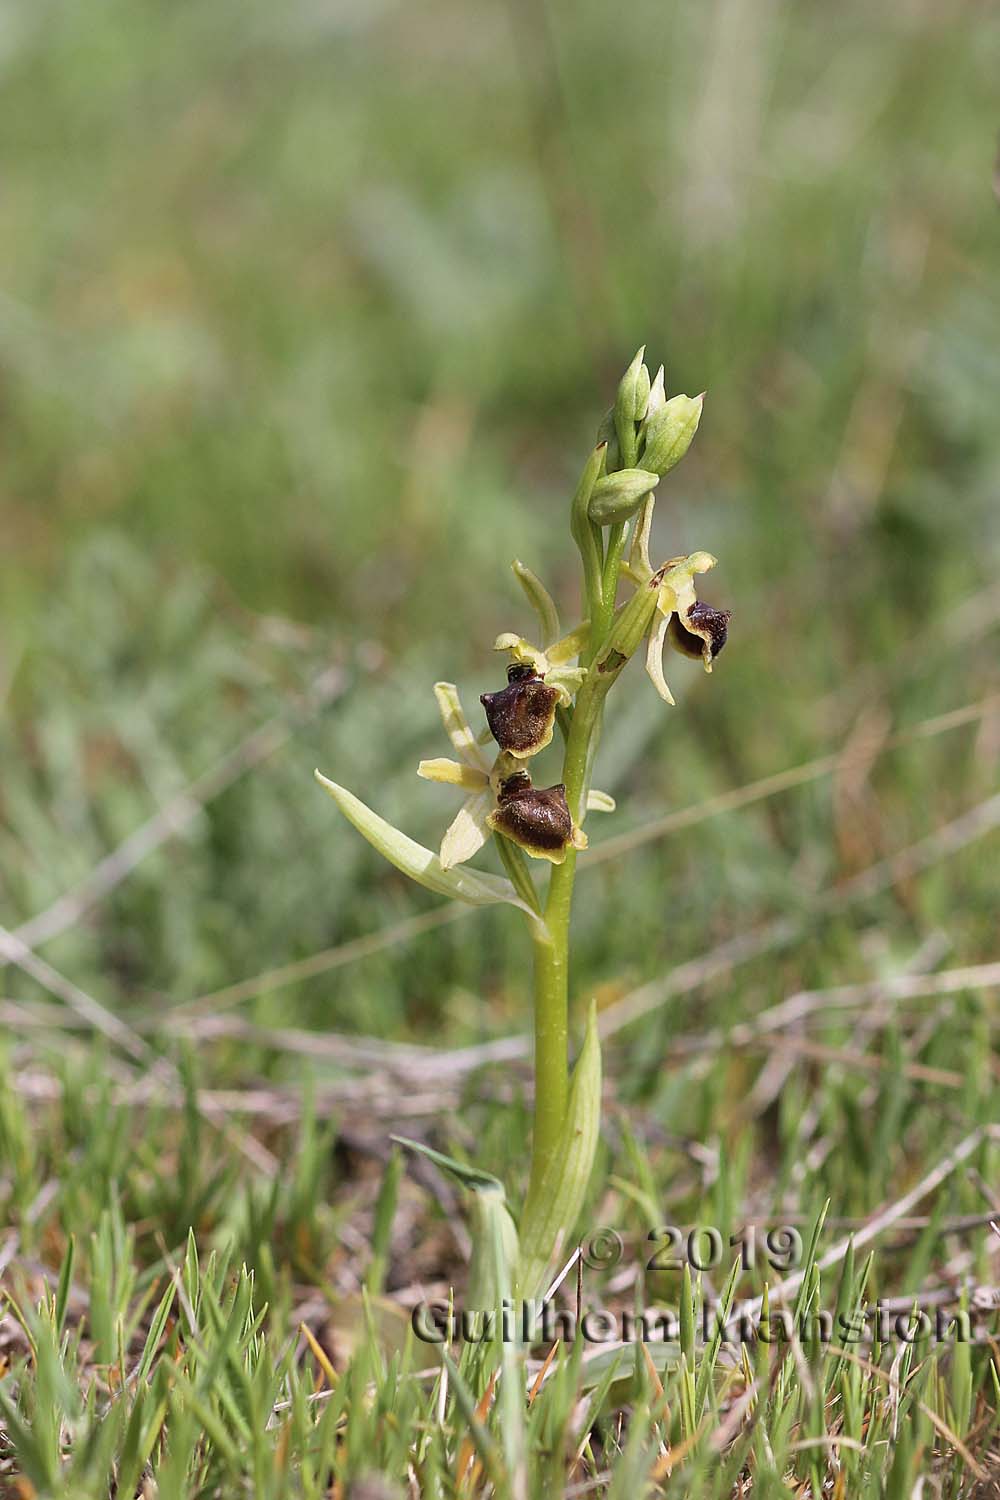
[645,364,666,417]
[616,346,651,423]
[480,664,559,758]
[640,393,703,477]
[614,347,651,464]
[588,468,660,526]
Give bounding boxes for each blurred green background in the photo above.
[2,0,998,1060]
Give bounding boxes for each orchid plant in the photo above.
[316,348,729,1303]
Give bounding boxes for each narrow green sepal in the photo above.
[512,559,560,647]
[595,574,661,677]
[314,771,534,915]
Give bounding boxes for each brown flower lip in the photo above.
[489,771,574,854]
[480,665,559,757]
[668,600,731,662]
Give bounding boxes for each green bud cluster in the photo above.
[593,348,704,525]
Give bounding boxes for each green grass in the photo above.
[2,0,1000,1493]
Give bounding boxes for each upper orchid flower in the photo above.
[620,495,730,706]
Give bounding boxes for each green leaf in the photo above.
[467,1183,520,1316]
[693,1256,741,1416]
[391,1134,504,1192]
[516,1003,602,1300]
[53,1234,75,1335]
[314,771,535,915]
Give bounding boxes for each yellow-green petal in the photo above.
[417,758,490,790]
[439,787,494,870]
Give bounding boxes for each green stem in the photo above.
[524,422,658,1206]
[525,666,610,1201]
[528,893,570,1190]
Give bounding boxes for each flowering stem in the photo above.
[528,899,570,1187]
[525,653,612,1199]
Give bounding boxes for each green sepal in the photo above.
[314,771,535,915]
[595,574,661,677]
[512,559,560,647]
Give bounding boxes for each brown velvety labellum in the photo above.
[668,601,731,661]
[480,672,559,755]
[492,776,573,853]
